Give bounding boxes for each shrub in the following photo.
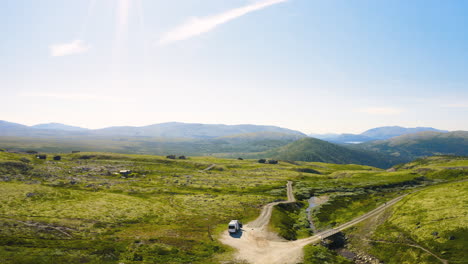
[20,157,31,163]
[303,245,353,264]
[296,168,321,174]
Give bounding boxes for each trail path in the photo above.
[202,164,216,171]
[248,181,295,228]
[220,182,408,264]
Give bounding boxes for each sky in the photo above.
[1,0,467,134]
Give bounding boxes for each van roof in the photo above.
[229,220,239,224]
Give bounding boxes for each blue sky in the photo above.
[1,0,467,133]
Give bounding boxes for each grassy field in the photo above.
[0,150,466,263]
[0,135,297,157]
[343,181,467,264]
[0,151,294,263]
[363,181,467,263]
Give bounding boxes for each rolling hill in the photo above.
[92,122,306,138]
[312,126,447,144]
[31,123,88,131]
[0,121,306,156]
[0,120,305,139]
[361,126,447,140]
[357,131,468,161]
[264,137,399,168]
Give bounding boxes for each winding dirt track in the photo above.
[248,181,295,228]
[220,181,407,264]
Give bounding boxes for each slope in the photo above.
[92,122,306,138]
[361,126,446,140]
[265,137,398,168]
[358,131,468,161]
[311,126,447,144]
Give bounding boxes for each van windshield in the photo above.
[228,225,235,229]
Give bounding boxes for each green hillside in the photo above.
[358,131,468,162]
[0,134,299,157]
[0,151,465,264]
[347,180,468,263]
[0,121,305,139]
[265,137,400,168]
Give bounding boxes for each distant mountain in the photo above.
[265,137,397,168]
[312,134,375,144]
[311,126,447,144]
[357,131,468,161]
[0,121,87,137]
[361,126,447,140]
[217,131,306,141]
[32,123,88,131]
[91,122,306,138]
[0,120,305,139]
[0,120,31,136]
[0,121,308,156]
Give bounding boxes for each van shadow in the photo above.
[229,229,244,238]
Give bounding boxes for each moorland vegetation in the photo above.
[0,150,466,263]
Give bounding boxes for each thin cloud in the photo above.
[49,40,90,57]
[357,107,404,115]
[158,0,289,45]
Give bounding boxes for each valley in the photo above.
[0,150,466,263]
[1,121,467,169]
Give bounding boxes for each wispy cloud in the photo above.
[158,0,289,45]
[19,92,131,103]
[357,107,404,115]
[49,40,90,57]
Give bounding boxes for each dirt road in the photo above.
[248,181,295,229]
[220,182,407,264]
[220,181,303,264]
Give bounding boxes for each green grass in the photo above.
[345,180,468,264]
[0,135,298,157]
[301,245,352,264]
[269,202,311,240]
[0,151,466,263]
[370,181,468,263]
[0,151,306,263]
[264,137,399,168]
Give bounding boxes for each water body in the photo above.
[306,197,318,232]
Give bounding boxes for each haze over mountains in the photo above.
[31,123,89,132]
[357,131,468,161]
[0,120,305,139]
[1,120,467,168]
[310,126,448,143]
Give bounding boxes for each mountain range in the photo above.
[0,121,306,139]
[356,131,468,161]
[0,120,466,168]
[310,126,447,143]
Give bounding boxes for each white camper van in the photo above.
[228,220,242,233]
